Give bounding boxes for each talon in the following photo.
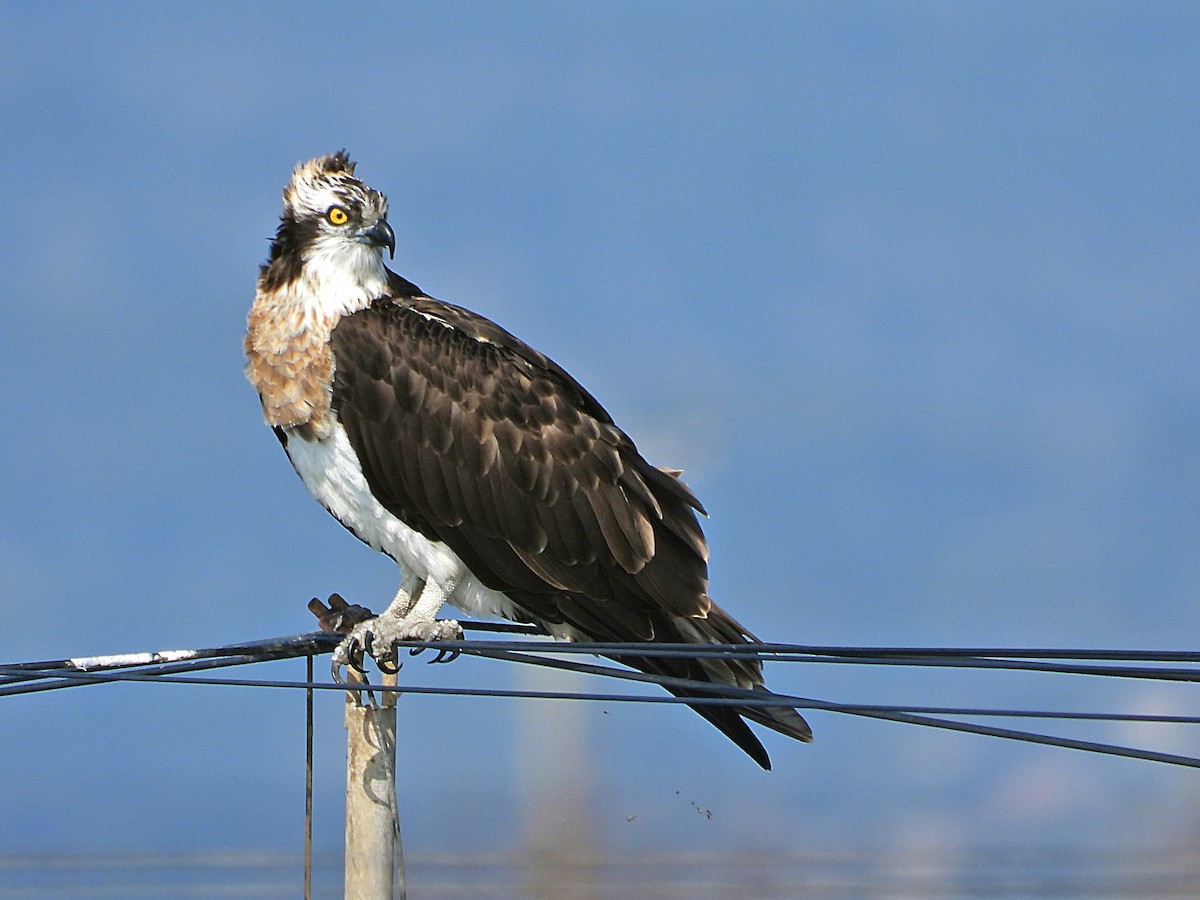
[348,640,368,675]
[329,613,463,680]
[331,647,357,685]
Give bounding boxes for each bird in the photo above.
[244,151,811,768]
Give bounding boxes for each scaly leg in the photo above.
[331,574,463,682]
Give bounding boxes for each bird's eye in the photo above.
[327,206,349,226]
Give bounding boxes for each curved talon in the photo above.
[330,644,363,684]
[376,647,402,675]
[361,631,377,661]
[429,647,460,664]
[348,640,368,675]
[332,636,369,682]
[408,645,427,658]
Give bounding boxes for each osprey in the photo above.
[245,152,811,768]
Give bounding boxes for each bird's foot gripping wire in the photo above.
[333,617,464,681]
[311,595,464,682]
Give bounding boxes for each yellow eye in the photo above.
[327,206,349,225]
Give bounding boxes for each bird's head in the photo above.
[260,150,396,295]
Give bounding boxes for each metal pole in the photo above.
[344,670,403,899]
[305,654,314,900]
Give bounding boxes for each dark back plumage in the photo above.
[329,281,811,767]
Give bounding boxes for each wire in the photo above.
[4,641,1199,769]
[379,639,1200,683]
[3,628,1199,769]
[449,644,1200,769]
[11,633,1200,682]
[11,665,1197,722]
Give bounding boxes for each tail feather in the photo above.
[742,691,814,743]
[684,695,774,770]
[661,687,810,771]
[514,590,812,768]
[619,611,814,770]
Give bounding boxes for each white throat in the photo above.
[298,238,389,317]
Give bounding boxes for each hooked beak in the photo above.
[360,218,396,259]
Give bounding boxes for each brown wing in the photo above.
[329,293,810,767]
[330,296,711,621]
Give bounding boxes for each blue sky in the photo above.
[2,0,1200,871]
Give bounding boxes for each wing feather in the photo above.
[330,297,707,606]
[327,294,809,767]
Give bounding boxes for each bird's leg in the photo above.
[387,579,464,664]
[331,574,463,682]
[331,573,418,682]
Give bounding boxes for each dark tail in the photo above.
[514,590,812,768]
[666,682,812,771]
[619,605,813,771]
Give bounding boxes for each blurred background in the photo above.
[2,2,1199,895]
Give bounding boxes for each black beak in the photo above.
[362,218,396,259]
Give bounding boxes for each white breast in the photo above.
[283,424,522,622]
